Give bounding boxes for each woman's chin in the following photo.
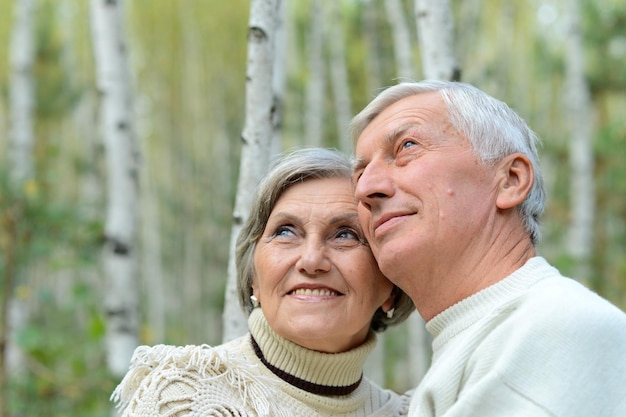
[274,318,366,353]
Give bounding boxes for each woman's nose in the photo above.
[295,237,331,275]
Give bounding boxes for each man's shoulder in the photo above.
[481,269,626,363]
[521,272,626,325]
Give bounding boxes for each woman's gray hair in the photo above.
[236,147,414,331]
[350,80,546,244]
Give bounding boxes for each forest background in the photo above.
[0,0,625,415]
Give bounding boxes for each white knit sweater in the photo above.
[409,256,626,417]
[112,308,410,416]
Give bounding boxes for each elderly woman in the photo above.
[112,148,414,416]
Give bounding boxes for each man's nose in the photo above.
[354,160,393,210]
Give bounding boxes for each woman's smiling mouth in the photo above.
[290,288,341,297]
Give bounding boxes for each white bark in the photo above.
[304,0,325,147]
[564,0,594,282]
[0,89,5,145]
[364,332,385,386]
[408,312,431,385]
[6,294,28,376]
[362,0,382,91]
[411,0,461,385]
[271,0,286,155]
[90,0,140,377]
[223,0,278,343]
[385,0,415,80]
[324,1,352,151]
[141,172,165,342]
[414,0,460,80]
[4,0,37,381]
[9,0,37,186]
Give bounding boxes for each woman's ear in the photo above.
[381,287,397,313]
[496,153,533,210]
[251,282,259,303]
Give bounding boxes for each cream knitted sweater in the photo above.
[112,309,410,416]
[409,256,626,417]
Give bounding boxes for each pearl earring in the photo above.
[250,295,259,308]
[386,308,395,319]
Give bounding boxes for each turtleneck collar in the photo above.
[426,256,553,354]
[247,308,376,396]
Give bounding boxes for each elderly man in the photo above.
[351,80,626,417]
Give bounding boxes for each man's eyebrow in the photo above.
[352,124,420,172]
[352,156,366,173]
[384,124,420,145]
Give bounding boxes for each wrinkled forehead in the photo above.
[353,94,460,157]
[356,93,449,139]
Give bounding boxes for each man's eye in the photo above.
[401,139,417,149]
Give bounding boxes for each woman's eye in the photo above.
[273,225,295,237]
[331,227,363,248]
[335,228,359,240]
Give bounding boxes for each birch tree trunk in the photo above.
[304,0,325,147]
[8,0,36,186]
[141,171,165,343]
[90,0,141,377]
[385,0,415,80]
[2,0,37,398]
[362,1,382,92]
[414,0,461,81]
[365,1,416,385]
[324,2,352,152]
[411,0,462,386]
[222,0,278,343]
[1,205,21,417]
[564,0,594,283]
[271,0,286,154]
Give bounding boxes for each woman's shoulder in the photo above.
[111,337,289,416]
[116,342,239,387]
[126,340,244,368]
[111,338,252,415]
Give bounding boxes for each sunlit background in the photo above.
[0,0,624,415]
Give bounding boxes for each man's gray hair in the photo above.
[350,80,546,244]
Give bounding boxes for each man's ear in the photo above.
[496,153,534,210]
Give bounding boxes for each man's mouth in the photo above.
[373,212,414,236]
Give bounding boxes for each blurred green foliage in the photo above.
[8,285,114,416]
[0,0,625,415]
[0,166,110,415]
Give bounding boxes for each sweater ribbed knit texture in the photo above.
[409,256,626,417]
[112,309,410,416]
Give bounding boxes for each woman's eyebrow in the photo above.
[268,212,300,224]
[329,212,359,225]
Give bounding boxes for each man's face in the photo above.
[353,92,500,298]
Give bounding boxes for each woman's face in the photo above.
[252,177,394,353]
